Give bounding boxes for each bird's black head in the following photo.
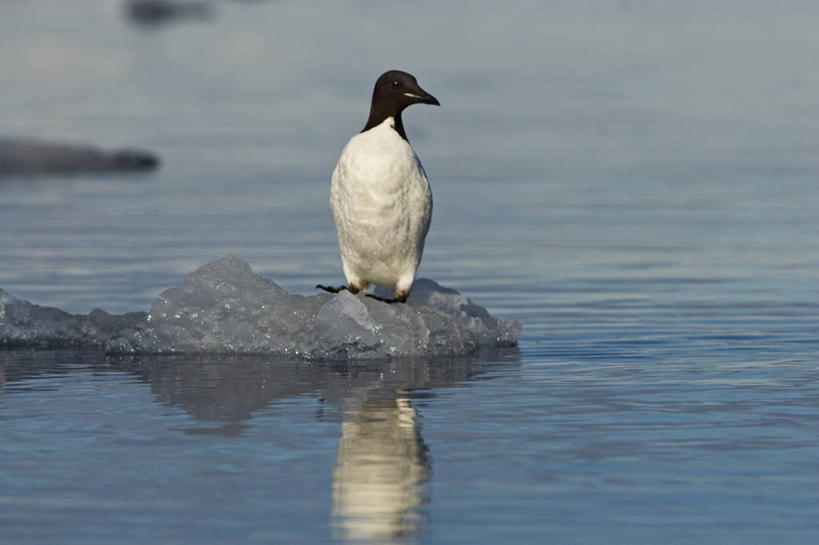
[363,70,439,140]
[373,70,440,110]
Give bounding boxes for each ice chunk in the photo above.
[108,255,521,359]
[125,1,213,27]
[1,255,521,359]
[0,138,158,177]
[0,289,145,349]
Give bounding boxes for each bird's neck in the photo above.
[362,107,407,140]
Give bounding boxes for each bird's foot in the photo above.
[316,284,359,295]
[365,292,409,304]
[317,284,408,304]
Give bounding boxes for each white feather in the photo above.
[330,117,432,295]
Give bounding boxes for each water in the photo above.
[1,1,818,543]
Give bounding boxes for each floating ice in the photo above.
[0,138,158,176]
[2,255,521,359]
[0,289,145,349]
[125,0,213,27]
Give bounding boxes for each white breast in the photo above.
[330,117,432,294]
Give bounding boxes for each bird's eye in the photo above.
[392,81,400,88]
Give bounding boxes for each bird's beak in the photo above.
[404,86,440,106]
[422,92,441,106]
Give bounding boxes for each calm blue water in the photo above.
[1,1,818,543]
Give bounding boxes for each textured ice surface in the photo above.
[0,289,145,349]
[108,255,521,358]
[1,255,521,359]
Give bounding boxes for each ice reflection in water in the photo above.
[332,390,429,542]
[115,355,324,436]
[77,352,518,543]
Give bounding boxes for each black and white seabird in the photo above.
[318,70,440,303]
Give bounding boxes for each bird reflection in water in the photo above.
[332,388,430,543]
[102,354,518,541]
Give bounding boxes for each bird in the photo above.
[317,70,440,303]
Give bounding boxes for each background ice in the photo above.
[1,255,520,358]
[0,138,158,176]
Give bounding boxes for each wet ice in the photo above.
[2,255,521,359]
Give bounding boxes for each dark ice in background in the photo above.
[125,0,213,27]
[0,138,158,176]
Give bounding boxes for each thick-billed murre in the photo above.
[317,70,439,303]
